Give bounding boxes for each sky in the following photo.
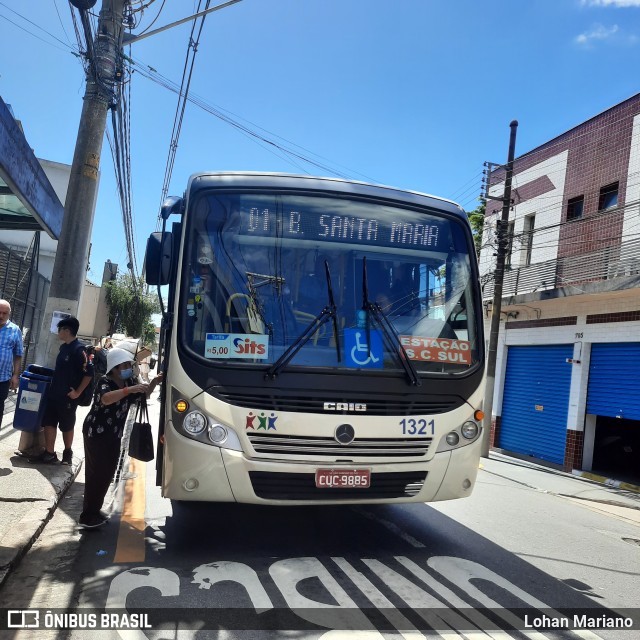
[2,0,640,285]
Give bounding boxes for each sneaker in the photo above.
[78,514,107,529]
[29,451,58,464]
[61,449,73,465]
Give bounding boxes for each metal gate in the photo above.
[587,343,640,420]
[0,236,50,369]
[499,344,573,465]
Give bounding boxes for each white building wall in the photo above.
[566,340,590,433]
[480,150,568,281]
[77,282,101,339]
[77,280,111,341]
[621,113,640,264]
[511,150,568,268]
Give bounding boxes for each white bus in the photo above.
[146,173,485,505]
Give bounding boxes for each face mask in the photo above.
[120,368,133,380]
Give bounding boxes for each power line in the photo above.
[486,140,640,201]
[0,1,77,50]
[484,181,640,238]
[0,10,75,54]
[157,0,212,225]
[133,0,166,35]
[54,0,73,46]
[129,56,382,186]
[3,4,383,276]
[108,68,139,281]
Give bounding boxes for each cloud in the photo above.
[575,23,619,45]
[582,0,640,7]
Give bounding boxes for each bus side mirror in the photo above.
[161,195,184,219]
[145,232,173,285]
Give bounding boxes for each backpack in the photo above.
[77,345,97,406]
[93,347,108,376]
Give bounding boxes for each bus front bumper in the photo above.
[162,421,481,505]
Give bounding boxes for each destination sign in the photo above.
[239,206,449,252]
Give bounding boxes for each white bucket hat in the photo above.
[106,347,134,374]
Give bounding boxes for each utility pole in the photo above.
[41,0,125,366]
[40,1,241,367]
[481,120,518,457]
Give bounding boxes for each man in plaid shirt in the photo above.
[0,299,24,418]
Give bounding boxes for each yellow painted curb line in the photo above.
[114,457,146,563]
[573,470,640,494]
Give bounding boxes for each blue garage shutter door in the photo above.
[587,343,640,420]
[500,345,573,465]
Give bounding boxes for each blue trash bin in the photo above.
[13,365,55,433]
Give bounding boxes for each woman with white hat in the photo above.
[79,347,163,529]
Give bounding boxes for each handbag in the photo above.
[128,397,154,462]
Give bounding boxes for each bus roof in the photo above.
[186,172,468,220]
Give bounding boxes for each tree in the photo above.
[105,274,160,346]
[466,199,486,257]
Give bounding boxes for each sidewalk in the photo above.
[0,393,90,588]
[481,451,640,525]
[1,399,639,589]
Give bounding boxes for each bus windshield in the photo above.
[181,190,480,374]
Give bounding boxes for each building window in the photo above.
[566,196,584,221]
[598,182,619,211]
[522,214,535,266]
[505,220,515,267]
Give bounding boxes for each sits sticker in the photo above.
[205,333,269,359]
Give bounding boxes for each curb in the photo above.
[0,459,83,590]
[489,450,640,496]
[571,469,640,494]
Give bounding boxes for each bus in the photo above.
[145,172,485,505]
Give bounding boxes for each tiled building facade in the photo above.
[480,94,640,482]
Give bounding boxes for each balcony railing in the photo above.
[482,237,640,300]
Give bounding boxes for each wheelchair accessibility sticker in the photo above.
[344,328,384,369]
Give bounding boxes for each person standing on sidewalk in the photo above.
[0,299,23,418]
[79,348,163,529]
[30,316,94,465]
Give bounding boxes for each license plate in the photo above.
[315,468,370,489]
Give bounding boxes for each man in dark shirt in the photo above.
[30,316,93,465]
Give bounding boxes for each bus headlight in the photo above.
[445,432,460,446]
[208,424,228,444]
[436,418,482,453]
[170,387,243,451]
[183,411,207,435]
[461,421,479,440]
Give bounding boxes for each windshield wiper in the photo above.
[265,261,341,379]
[361,256,421,386]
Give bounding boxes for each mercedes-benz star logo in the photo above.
[335,423,355,445]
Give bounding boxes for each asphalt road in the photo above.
[2,447,639,640]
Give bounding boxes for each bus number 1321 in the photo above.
[400,418,435,435]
